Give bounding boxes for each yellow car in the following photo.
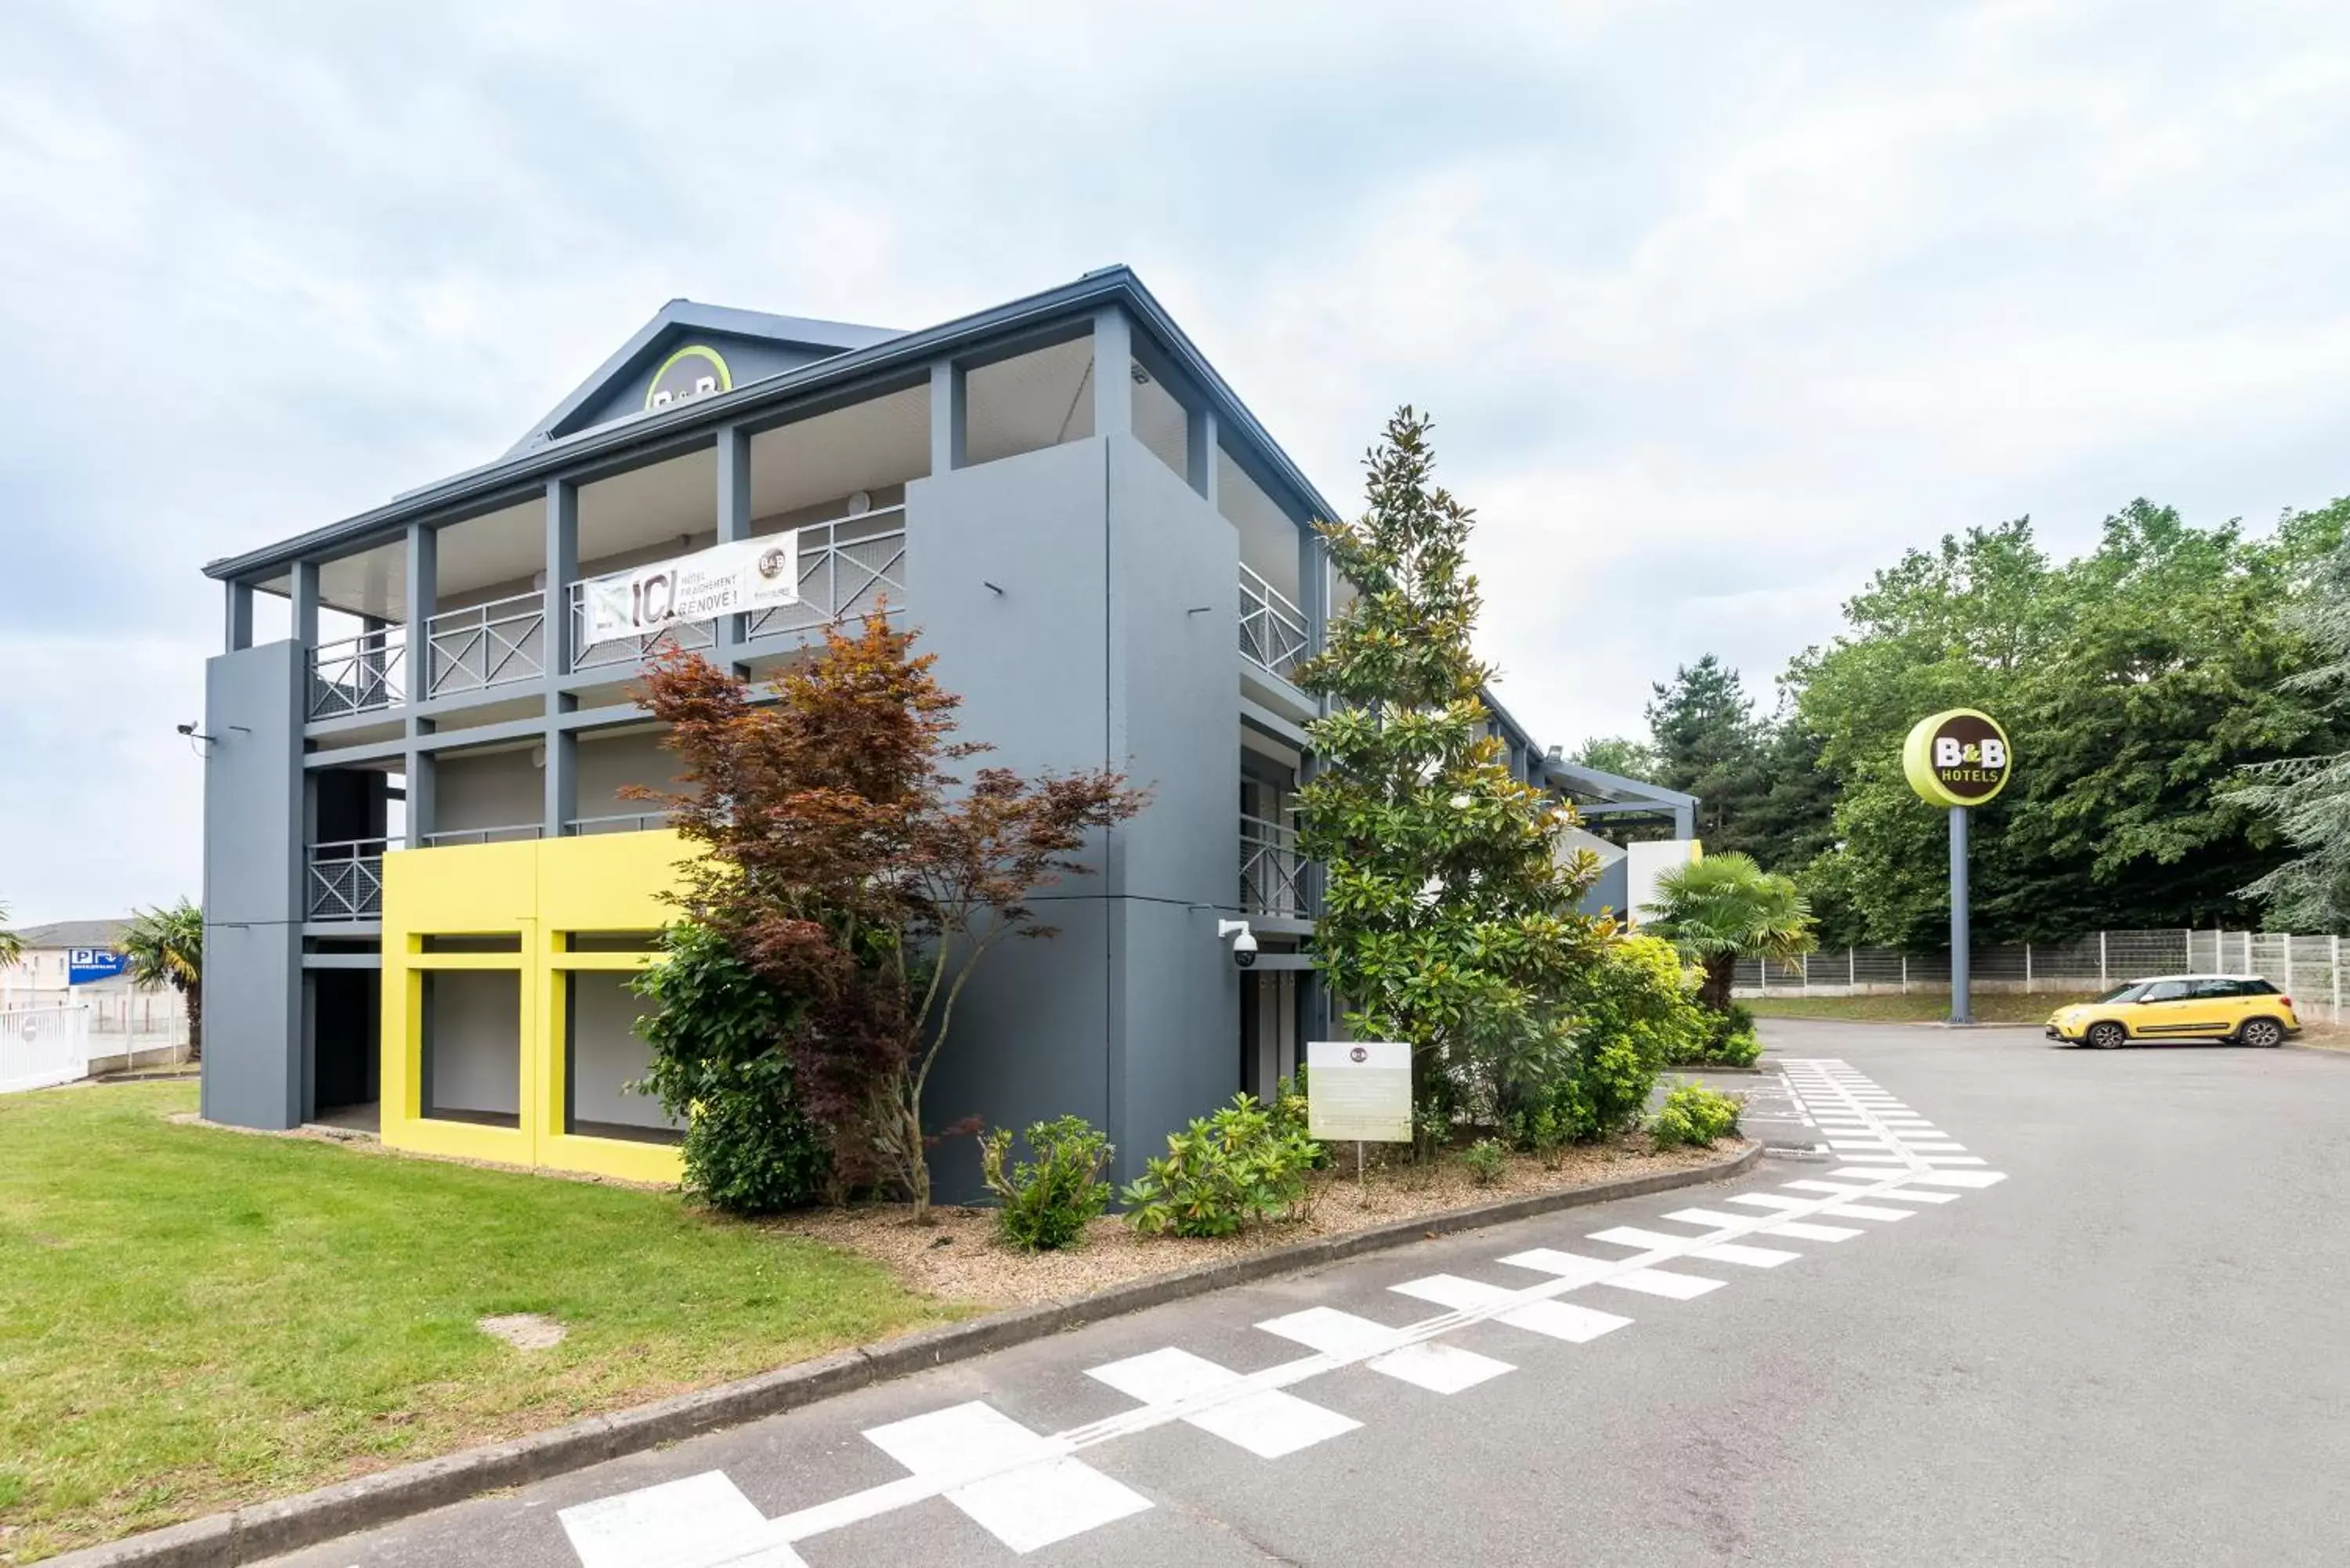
[2047,974,2301,1050]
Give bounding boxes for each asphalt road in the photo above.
[256,1023,2350,1567]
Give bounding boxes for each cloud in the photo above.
[2,0,2348,919]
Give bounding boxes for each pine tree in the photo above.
[2231,525,2350,931]
[1296,410,1605,1144]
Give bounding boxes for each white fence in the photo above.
[1,1004,94,1094]
[1732,928,2348,1023]
[0,987,187,1074]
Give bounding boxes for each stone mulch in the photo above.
[769,1135,1750,1309]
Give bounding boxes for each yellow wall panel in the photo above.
[379,830,698,1184]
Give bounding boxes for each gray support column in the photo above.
[928,359,966,475]
[224,580,254,652]
[544,479,577,685]
[716,425,750,660]
[1187,404,1218,505]
[1674,800,1696,839]
[291,558,320,649]
[544,730,577,840]
[403,749,436,848]
[1298,523,1329,659]
[405,522,436,707]
[1093,308,1133,440]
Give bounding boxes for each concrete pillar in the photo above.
[405,522,436,704]
[224,580,254,652]
[1093,308,1133,441]
[716,425,750,660]
[1187,403,1218,505]
[544,479,577,682]
[929,359,966,475]
[403,749,436,848]
[544,729,576,840]
[291,558,320,648]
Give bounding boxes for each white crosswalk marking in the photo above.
[1726,1194,1813,1212]
[1663,1207,1764,1228]
[1389,1274,1634,1342]
[862,1401,1152,1552]
[1257,1306,1515,1392]
[559,1472,805,1568]
[1690,1241,1802,1268]
[1820,1202,1914,1222]
[1087,1347,1360,1458]
[1762,1219,1865,1241]
[1588,1225,1712,1251]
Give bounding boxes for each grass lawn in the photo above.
[1744,992,2095,1025]
[0,1081,965,1563]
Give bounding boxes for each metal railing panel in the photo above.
[308,629,407,719]
[562,811,674,836]
[426,591,547,696]
[1239,813,1307,918]
[745,509,909,642]
[569,582,719,670]
[1238,562,1310,681]
[306,837,388,920]
[420,823,545,847]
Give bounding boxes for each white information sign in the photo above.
[581,533,801,645]
[1306,1040,1412,1143]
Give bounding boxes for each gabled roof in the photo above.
[205,266,1348,584]
[504,299,901,458]
[5,919,128,951]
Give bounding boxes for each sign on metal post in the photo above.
[1902,710,2013,1026]
[67,948,130,986]
[1306,1041,1412,1143]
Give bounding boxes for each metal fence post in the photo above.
[2244,930,2254,977]
[1801,953,1810,994]
[2025,943,2034,992]
[2284,938,2294,999]
[1901,953,1909,994]
[2099,931,2109,988]
[2333,935,2341,1023]
[1848,947,1856,989]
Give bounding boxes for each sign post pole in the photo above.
[1903,709,2011,1031]
[1950,804,1971,1025]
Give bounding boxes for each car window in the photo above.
[2094,983,2149,1003]
[2189,979,2240,999]
[2142,981,2191,1002]
[2240,978,2278,995]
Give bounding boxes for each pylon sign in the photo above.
[1903,709,2013,808]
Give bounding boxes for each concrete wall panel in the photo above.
[200,641,303,1128]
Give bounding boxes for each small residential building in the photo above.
[195,266,1683,1194]
[0,918,190,1066]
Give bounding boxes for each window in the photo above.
[419,970,521,1127]
[2142,981,2191,1003]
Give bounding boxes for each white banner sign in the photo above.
[1306,1039,1412,1143]
[581,534,801,645]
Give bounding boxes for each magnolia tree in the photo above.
[1296,409,1607,1147]
[634,616,1148,1219]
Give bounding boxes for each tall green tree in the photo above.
[1645,655,1763,845]
[121,899,204,1062]
[1792,504,2340,945]
[2229,500,2350,931]
[1296,410,1607,1145]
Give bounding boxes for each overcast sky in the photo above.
[3,1,2348,923]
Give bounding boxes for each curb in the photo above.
[48,1141,1759,1568]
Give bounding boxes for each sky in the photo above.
[2,0,2348,923]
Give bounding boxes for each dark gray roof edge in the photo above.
[204,266,1347,583]
[497,299,903,463]
[1542,757,1699,808]
[6,918,131,948]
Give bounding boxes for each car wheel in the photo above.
[2238,1017,2284,1049]
[2085,1021,2127,1050]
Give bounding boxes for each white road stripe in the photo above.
[1390,1274,1633,1342]
[1690,1241,1802,1268]
[561,1472,806,1568]
[1087,1347,1360,1458]
[1726,1194,1814,1212]
[1588,1225,1716,1251]
[1762,1220,1865,1241]
[1661,1208,1762,1228]
[1819,1203,1913,1221]
[1257,1306,1515,1392]
[1785,1180,1958,1203]
[861,1402,1152,1553]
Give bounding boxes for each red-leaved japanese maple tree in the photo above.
[632,613,1148,1219]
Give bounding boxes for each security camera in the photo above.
[175,722,197,735]
[1217,919,1257,968]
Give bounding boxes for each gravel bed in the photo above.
[769,1135,1749,1309]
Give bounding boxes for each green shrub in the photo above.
[1506,934,1698,1147]
[631,922,830,1214]
[1650,1081,1744,1150]
[1668,1001,1762,1068]
[1122,1093,1322,1237]
[978,1115,1114,1252]
[1460,1136,1508,1185]
[1510,1104,1569,1169]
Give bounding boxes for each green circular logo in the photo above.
[1903,710,2012,808]
[645,345,732,411]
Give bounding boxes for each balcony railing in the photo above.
[306,838,387,921]
[421,823,544,847]
[308,629,405,720]
[745,507,908,641]
[1238,563,1309,681]
[562,811,673,836]
[1240,814,1306,919]
[427,591,545,698]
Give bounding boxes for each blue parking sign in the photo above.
[69,948,130,985]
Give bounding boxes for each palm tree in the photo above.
[1642,852,1816,1011]
[121,899,205,1062]
[0,901,21,968]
